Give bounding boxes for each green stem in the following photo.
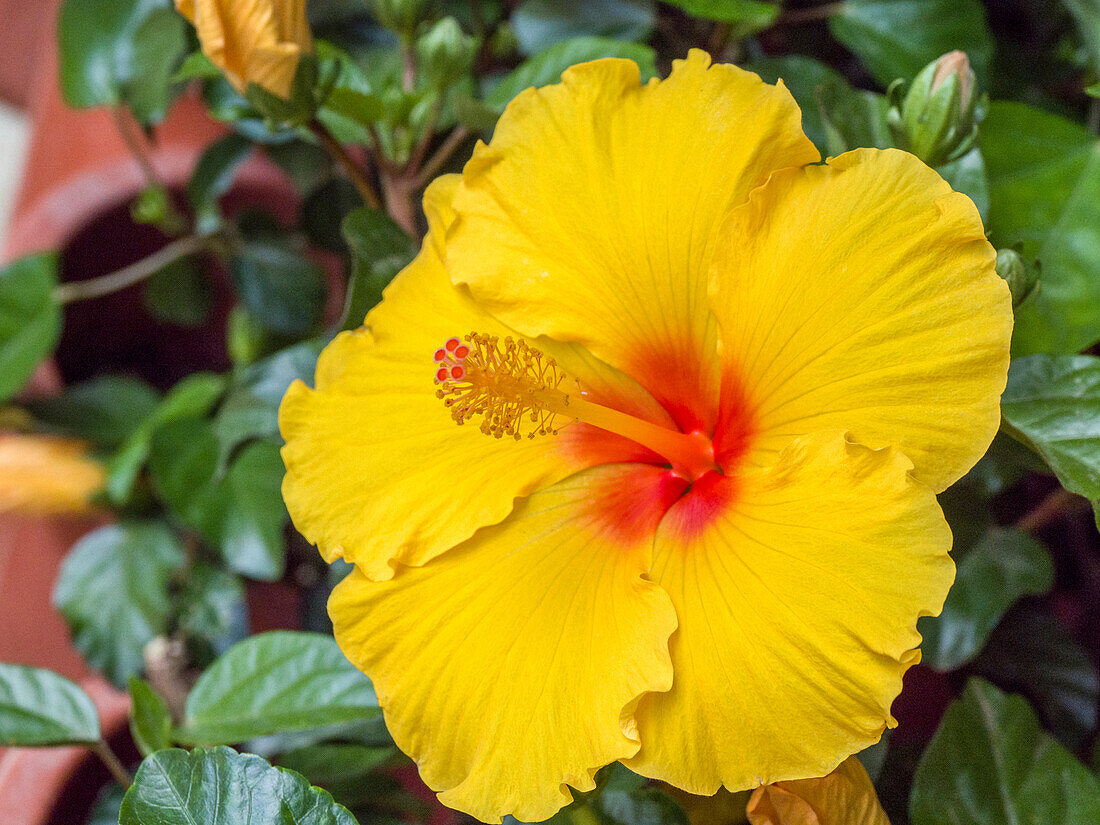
[92,740,132,790]
[54,234,213,304]
[413,126,470,189]
[309,120,383,210]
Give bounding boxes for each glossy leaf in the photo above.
[973,609,1099,751]
[53,522,185,686]
[511,0,655,55]
[0,253,61,404]
[1001,355,1100,519]
[176,632,379,745]
[982,102,1100,355]
[143,258,214,328]
[188,134,254,226]
[278,743,399,809]
[662,0,778,31]
[747,55,849,152]
[58,0,187,124]
[129,677,173,757]
[88,783,126,825]
[340,208,416,329]
[0,663,100,746]
[174,563,247,651]
[486,36,658,111]
[918,528,1053,671]
[27,375,160,449]
[119,746,359,825]
[828,0,993,88]
[230,240,327,336]
[910,679,1100,825]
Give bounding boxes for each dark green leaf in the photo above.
[58,0,188,124]
[340,208,416,328]
[265,140,333,195]
[828,0,992,88]
[982,102,1100,355]
[129,677,173,757]
[918,528,1053,672]
[148,417,222,528]
[278,743,398,808]
[485,37,658,111]
[174,563,247,649]
[973,608,1099,750]
[106,372,226,503]
[316,41,384,144]
[215,339,324,452]
[0,253,60,404]
[937,147,989,220]
[176,632,379,745]
[910,679,1100,825]
[230,240,327,336]
[1064,0,1100,75]
[303,178,364,253]
[1000,355,1100,517]
[27,375,160,449]
[816,81,890,156]
[746,55,847,152]
[662,0,778,32]
[592,786,689,825]
[173,51,221,82]
[143,257,214,327]
[53,522,186,686]
[511,0,655,55]
[88,782,126,825]
[0,663,100,746]
[217,439,288,580]
[119,746,359,825]
[187,134,254,216]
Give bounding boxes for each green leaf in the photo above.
[661,0,778,32]
[340,208,416,329]
[143,257,214,328]
[187,134,254,218]
[973,608,1099,751]
[936,147,990,221]
[0,253,61,404]
[176,632,379,745]
[918,528,1053,672]
[303,178,364,253]
[278,743,398,809]
[910,678,1100,825]
[592,786,690,825]
[27,375,160,449]
[129,677,173,757]
[1064,0,1100,75]
[511,0,655,56]
[119,746,359,825]
[106,372,226,503]
[827,0,992,88]
[485,37,658,111]
[1000,355,1100,518]
[173,51,221,82]
[1088,82,1100,97]
[230,240,327,336]
[58,0,188,124]
[174,563,246,649]
[88,782,126,825]
[53,522,186,686]
[0,663,100,746]
[982,102,1100,355]
[815,80,890,156]
[214,339,324,452]
[746,55,848,152]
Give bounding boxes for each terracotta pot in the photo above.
[0,0,58,109]
[0,674,132,825]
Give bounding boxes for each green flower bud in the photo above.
[416,17,477,91]
[372,0,429,39]
[886,50,986,168]
[995,248,1039,309]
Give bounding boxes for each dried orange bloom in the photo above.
[0,433,105,516]
[747,757,890,825]
[175,0,311,98]
[280,51,1012,823]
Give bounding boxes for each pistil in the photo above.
[434,334,719,480]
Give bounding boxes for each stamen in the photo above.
[433,333,718,479]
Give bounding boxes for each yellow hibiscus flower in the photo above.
[0,433,105,516]
[175,0,311,99]
[280,51,1011,823]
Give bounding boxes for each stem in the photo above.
[112,106,161,191]
[309,120,383,210]
[1088,96,1099,135]
[54,234,212,304]
[407,98,445,176]
[414,126,470,189]
[402,39,416,92]
[707,22,731,55]
[381,174,419,238]
[1016,487,1085,533]
[775,2,845,25]
[92,740,132,790]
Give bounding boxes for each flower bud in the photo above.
[372,0,429,39]
[887,50,985,168]
[416,18,477,91]
[996,247,1039,308]
[175,0,312,100]
[0,434,106,516]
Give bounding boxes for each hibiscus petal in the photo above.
[281,177,668,579]
[746,756,890,825]
[328,466,678,823]
[448,50,819,433]
[711,148,1012,493]
[626,431,953,794]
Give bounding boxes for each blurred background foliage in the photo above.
[1,0,1100,823]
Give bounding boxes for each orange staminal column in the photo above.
[434,333,719,481]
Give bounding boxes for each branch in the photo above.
[775,2,845,25]
[92,740,133,790]
[414,126,470,189]
[309,120,383,210]
[112,106,161,191]
[55,234,212,304]
[1015,487,1087,533]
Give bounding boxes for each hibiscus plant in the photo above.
[1,1,1099,825]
